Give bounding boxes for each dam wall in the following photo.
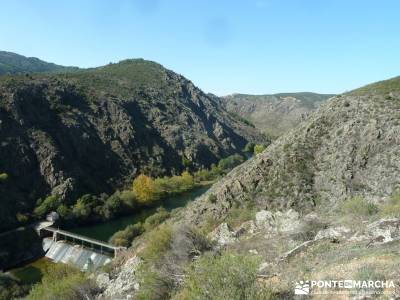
[1,223,115,271]
[43,238,112,271]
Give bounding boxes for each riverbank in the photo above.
[70,184,211,241]
[7,257,53,285]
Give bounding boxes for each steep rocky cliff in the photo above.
[0,59,265,230]
[222,92,334,138]
[181,79,400,224]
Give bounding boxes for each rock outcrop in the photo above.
[96,256,141,299]
[209,223,237,246]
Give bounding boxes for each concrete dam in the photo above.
[43,238,112,271]
[38,225,126,271]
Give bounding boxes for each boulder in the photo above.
[209,223,237,246]
[314,226,351,241]
[255,209,301,234]
[365,218,400,245]
[235,220,257,237]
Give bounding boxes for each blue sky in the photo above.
[1,0,399,95]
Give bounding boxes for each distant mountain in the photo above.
[0,51,79,75]
[222,92,335,138]
[182,76,400,224]
[0,58,266,231]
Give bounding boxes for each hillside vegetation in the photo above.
[349,75,400,96]
[79,76,400,299]
[0,51,78,75]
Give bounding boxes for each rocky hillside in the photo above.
[182,78,400,225]
[222,92,334,138]
[0,51,78,75]
[89,77,400,300]
[0,59,265,231]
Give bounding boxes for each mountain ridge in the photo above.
[0,58,266,231]
[0,50,79,75]
[221,92,335,138]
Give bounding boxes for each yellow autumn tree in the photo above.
[132,174,160,205]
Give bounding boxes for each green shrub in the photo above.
[210,163,222,177]
[208,194,217,203]
[56,204,73,220]
[193,169,214,182]
[184,226,213,253]
[135,265,174,300]
[243,142,255,154]
[26,264,98,300]
[154,171,195,195]
[174,252,274,300]
[253,144,266,155]
[194,165,222,182]
[101,193,125,219]
[341,196,378,216]
[141,224,173,262]
[110,222,144,247]
[143,207,170,231]
[109,207,170,248]
[379,190,400,217]
[218,154,245,172]
[119,190,138,208]
[136,225,213,300]
[71,194,98,220]
[34,195,60,217]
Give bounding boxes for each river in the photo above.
[69,184,210,241]
[8,184,210,285]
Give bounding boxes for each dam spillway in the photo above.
[38,225,126,271]
[43,238,112,271]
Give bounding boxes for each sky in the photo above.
[1,0,399,95]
